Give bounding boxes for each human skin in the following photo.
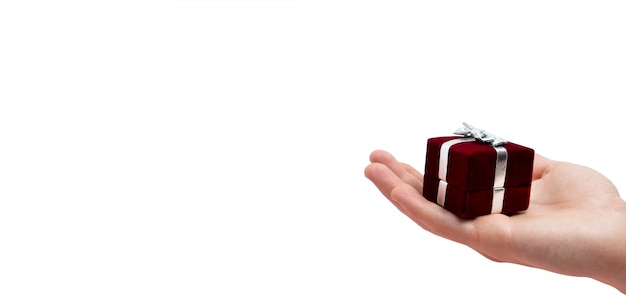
[364,150,626,293]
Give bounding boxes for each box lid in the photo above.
[425,136,534,191]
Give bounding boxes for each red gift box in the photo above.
[423,124,534,219]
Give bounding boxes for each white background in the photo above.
[1,1,625,294]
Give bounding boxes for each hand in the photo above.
[364,150,626,293]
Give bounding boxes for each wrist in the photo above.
[593,209,626,293]
[606,258,626,293]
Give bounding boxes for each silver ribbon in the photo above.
[491,146,508,214]
[454,122,508,147]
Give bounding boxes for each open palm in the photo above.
[365,150,626,293]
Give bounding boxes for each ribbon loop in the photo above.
[454,122,508,147]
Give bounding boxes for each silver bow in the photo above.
[453,122,508,146]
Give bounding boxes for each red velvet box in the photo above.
[423,131,534,219]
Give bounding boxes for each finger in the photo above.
[369,149,396,165]
[365,161,431,226]
[364,162,416,218]
[369,149,423,181]
[476,250,505,263]
[532,153,555,180]
[401,163,424,183]
[365,162,474,244]
[369,150,423,193]
[389,184,475,244]
[364,162,405,201]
